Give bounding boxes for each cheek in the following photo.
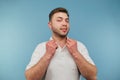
[53,23,61,28]
[51,25,58,31]
[67,24,70,29]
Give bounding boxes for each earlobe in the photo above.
[48,22,52,29]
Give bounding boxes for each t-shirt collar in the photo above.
[49,37,68,49]
[49,37,69,40]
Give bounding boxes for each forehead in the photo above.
[52,12,69,19]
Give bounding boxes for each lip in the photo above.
[60,28,67,32]
[60,28,67,30]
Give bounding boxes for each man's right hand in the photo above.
[46,40,58,57]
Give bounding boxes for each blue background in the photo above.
[0,0,120,80]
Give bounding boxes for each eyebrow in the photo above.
[57,17,69,19]
[57,17,69,20]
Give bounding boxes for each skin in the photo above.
[25,12,97,80]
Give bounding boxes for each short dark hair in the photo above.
[49,7,69,21]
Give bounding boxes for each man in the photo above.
[25,7,97,80]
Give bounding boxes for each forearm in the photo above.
[73,52,97,80]
[25,53,52,80]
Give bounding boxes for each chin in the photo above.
[60,34,68,37]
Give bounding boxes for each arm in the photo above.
[25,40,57,80]
[66,39,97,80]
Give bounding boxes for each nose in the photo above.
[62,20,67,26]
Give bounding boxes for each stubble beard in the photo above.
[53,29,69,38]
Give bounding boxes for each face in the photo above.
[48,12,70,37]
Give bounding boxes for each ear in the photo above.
[48,21,52,29]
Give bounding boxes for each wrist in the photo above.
[72,51,80,59]
[44,52,53,60]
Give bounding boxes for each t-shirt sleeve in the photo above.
[77,41,95,65]
[26,42,46,70]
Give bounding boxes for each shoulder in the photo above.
[76,40,89,54]
[37,41,47,47]
[32,41,47,57]
[76,40,87,49]
[34,41,47,51]
[76,40,95,65]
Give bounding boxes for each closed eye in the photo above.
[65,18,69,23]
[56,17,62,22]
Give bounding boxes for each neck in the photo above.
[52,35,67,48]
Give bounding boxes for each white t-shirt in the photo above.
[26,38,95,80]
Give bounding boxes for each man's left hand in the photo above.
[66,38,79,56]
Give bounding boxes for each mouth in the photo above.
[60,28,67,32]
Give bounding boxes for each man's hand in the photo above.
[66,38,79,57]
[46,40,58,57]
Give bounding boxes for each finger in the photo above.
[67,38,75,44]
[66,42,70,48]
[50,40,55,43]
[51,41,58,48]
[69,38,75,42]
[67,38,71,42]
[67,38,74,45]
[53,42,58,47]
[67,39,71,44]
[66,41,70,46]
[48,40,55,45]
[47,40,53,44]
